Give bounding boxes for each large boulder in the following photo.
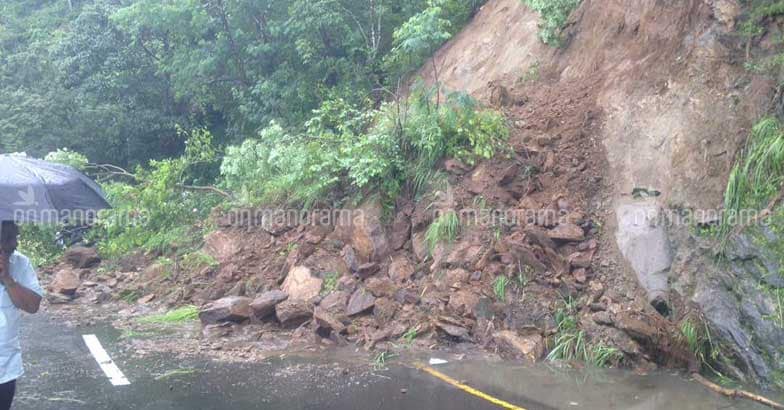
[199,296,252,324]
[281,266,322,301]
[64,247,101,269]
[350,200,390,263]
[250,290,288,319]
[49,268,81,296]
[275,299,313,325]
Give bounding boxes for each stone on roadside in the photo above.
[199,296,252,324]
[49,268,81,296]
[64,246,101,269]
[547,223,585,242]
[346,288,376,316]
[281,266,322,301]
[493,331,544,363]
[250,290,289,319]
[275,299,313,325]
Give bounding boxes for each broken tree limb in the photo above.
[692,373,784,410]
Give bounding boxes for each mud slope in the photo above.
[421,0,782,385]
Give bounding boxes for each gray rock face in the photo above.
[615,200,672,302]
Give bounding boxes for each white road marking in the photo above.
[82,334,131,386]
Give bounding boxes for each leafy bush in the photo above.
[523,0,581,46]
[221,85,508,208]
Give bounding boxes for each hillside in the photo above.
[30,0,784,393]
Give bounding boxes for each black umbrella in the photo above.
[0,154,110,223]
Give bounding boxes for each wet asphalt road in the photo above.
[11,312,780,410]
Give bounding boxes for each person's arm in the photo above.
[0,257,42,314]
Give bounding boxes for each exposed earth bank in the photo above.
[40,0,784,390]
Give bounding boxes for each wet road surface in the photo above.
[12,313,780,409]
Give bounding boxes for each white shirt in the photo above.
[0,251,43,384]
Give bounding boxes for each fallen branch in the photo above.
[692,373,784,410]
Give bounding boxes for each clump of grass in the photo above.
[679,318,728,378]
[118,289,141,304]
[493,276,509,302]
[425,210,460,253]
[546,307,623,367]
[401,326,419,347]
[138,305,200,324]
[721,117,784,238]
[372,351,397,370]
[588,344,623,367]
[321,272,339,295]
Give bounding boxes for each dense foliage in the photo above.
[0,0,483,166]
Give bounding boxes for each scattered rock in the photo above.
[199,296,252,324]
[347,288,376,316]
[411,231,428,262]
[49,269,81,296]
[341,246,359,273]
[250,290,289,319]
[351,199,391,262]
[281,266,323,301]
[572,268,587,283]
[318,291,349,315]
[389,255,416,283]
[314,306,346,333]
[547,223,585,242]
[356,262,380,279]
[593,311,614,326]
[494,331,544,362]
[275,299,313,325]
[448,290,480,318]
[373,298,399,325]
[366,277,397,298]
[64,246,101,269]
[568,251,593,269]
[137,294,156,304]
[435,321,471,341]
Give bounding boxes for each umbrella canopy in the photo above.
[0,154,110,223]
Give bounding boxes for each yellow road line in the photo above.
[415,363,527,410]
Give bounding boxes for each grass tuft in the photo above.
[425,210,460,253]
[138,305,200,324]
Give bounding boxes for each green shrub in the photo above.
[523,0,581,46]
[221,85,508,208]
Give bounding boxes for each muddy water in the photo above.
[16,313,780,409]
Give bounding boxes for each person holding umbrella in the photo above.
[0,221,43,410]
[0,154,110,409]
